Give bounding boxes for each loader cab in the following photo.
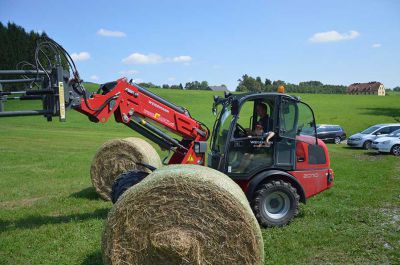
[209,93,319,180]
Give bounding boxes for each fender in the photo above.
[246,169,306,203]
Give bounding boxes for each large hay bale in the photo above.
[90,137,162,201]
[102,164,264,265]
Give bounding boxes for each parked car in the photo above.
[347,123,400,149]
[316,124,347,144]
[371,129,400,156]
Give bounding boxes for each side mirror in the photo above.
[231,99,239,115]
[212,95,220,115]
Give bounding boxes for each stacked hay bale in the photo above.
[102,164,264,265]
[90,137,162,201]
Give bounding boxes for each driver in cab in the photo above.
[247,102,275,145]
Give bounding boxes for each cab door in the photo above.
[275,98,298,169]
[225,97,275,176]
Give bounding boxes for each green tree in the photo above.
[237,74,263,92]
[0,22,48,70]
[170,84,183,89]
[185,81,210,90]
[236,84,247,92]
[138,82,160,89]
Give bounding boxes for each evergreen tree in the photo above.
[0,22,48,70]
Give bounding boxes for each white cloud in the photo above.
[122,53,193,64]
[119,69,139,75]
[122,53,163,64]
[90,75,99,81]
[372,43,382,48]
[167,77,176,82]
[309,30,360,43]
[97,28,126,37]
[172,55,192,63]
[71,52,91,61]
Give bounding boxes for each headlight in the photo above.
[381,140,391,145]
[351,137,361,141]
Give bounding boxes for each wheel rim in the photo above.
[262,191,290,220]
[365,141,371,149]
[335,137,341,144]
[393,146,400,156]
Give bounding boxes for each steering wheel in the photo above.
[235,123,247,138]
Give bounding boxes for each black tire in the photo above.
[391,145,400,156]
[334,136,341,144]
[252,180,300,227]
[363,140,372,150]
[111,171,149,203]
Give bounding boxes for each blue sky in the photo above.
[1,0,399,89]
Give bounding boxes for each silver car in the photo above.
[347,123,400,149]
[371,129,400,156]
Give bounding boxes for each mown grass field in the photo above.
[0,88,399,264]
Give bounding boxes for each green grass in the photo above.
[0,89,399,264]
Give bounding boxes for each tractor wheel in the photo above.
[252,180,300,227]
[111,171,149,203]
[391,145,400,156]
[334,136,341,144]
[363,140,372,150]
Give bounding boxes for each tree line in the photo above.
[236,74,348,94]
[138,81,211,90]
[141,75,351,94]
[140,76,349,94]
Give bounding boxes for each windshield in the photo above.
[361,125,380,134]
[388,129,400,137]
[211,106,232,153]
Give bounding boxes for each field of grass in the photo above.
[0,88,399,264]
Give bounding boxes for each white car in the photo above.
[347,123,400,149]
[371,129,400,156]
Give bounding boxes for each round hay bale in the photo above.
[90,137,162,201]
[102,164,264,265]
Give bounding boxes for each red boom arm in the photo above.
[76,78,209,165]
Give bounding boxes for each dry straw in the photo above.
[90,137,162,200]
[102,164,264,265]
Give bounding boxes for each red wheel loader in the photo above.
[0,38,333,227]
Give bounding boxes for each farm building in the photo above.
[347,82,385,96]
[208,85,229,92]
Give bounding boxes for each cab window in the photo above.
[227,98,275,174]
[280,99,297,138]
[234,100,254,138]
[294,102,316,141]
[234,99,274,138]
